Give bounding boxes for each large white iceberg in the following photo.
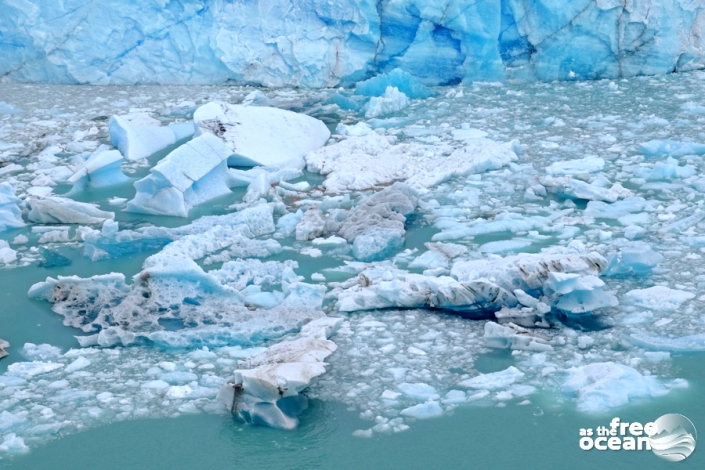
[194,102,330,168]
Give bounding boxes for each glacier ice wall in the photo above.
[1,0,704,86]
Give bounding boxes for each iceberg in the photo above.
[638,140,705,158]
[126,133,233,217]
[27,197,114,224]
[217,317,341,429]
[29,204,328,348]
[623,286,695,312]
[563,362,670,414]
[0,182,25,232]
[362,86,410,118]
[193,102,330,168]
[109,113,194,161]
[0,241,17,265]
[80,203,275,261]
[306,133,518,193]
[68,149,129,192]
[459,367,525,390]
[335,183,417,261]
[484,322,552,352]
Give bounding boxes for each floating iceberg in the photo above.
[639,140,705,158]
[623,286,695,312]
[484,322,552,352]
[80,203,275,261]
[306,133,518,193]
[194,102,330,168]
[563,362,670,414]
[0,182,25,232]
[459,367,525,390]
[217,317,342,429]
[362,86,410,118]
[335,183,417,261]
[30,204,326,348]
[541,176,631,203]
[109,113,194,161]
[27,197,114,224]
[68,149,129,192]
[126,134,233,217]
[0,241,17,265]
[545,157,605,176]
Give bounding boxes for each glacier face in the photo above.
[1,0,705,86]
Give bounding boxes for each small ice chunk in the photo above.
[545,157,605,176]
[397,383,438,401]
[400,401,443,419]
[459,366,525,390]
[65,357,91,373]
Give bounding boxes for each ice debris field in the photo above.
[1,69,705,455]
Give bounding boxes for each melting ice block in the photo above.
[484,322,552,351]
[0,182,25,232]
[459,366,525,390]
[109,113,195,161]
[0,240,18,265]
[68,149,129,191]
[545,156,605,176]
[540,176,631,203]
[363,86,410,118]
[217,317,341,429]
[126,133,233,217]
[333,265,517,314]
[194,102,330,168]
[638,140,705,158]
[27,197,114,224]
[623,286,695,311]
[30,204,327,348]
[306,133,518,193]
[563,362,670,413]
[334,183,417,261]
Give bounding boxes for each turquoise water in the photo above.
[2,74,705,468]
[4,365,702,470]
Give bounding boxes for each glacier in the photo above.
[2,0,705,86]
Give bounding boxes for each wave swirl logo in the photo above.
[649,414,697,462]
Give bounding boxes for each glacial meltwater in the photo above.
[2,72,705,469]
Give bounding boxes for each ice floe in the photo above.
[194,102,330,168]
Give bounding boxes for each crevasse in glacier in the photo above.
[2,0,704,86]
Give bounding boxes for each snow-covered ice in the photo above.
[194,102,330,168]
